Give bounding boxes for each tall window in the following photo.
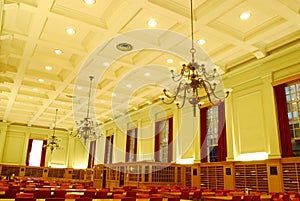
[26,139,47,167]
[286,82,300,156]
[126,128,137,162]
[274,80,300,157]
[200,102,226,162]
[206,106,219,162]
[104,136,113,164]
[88,141,96,168]
[155,117,173,163]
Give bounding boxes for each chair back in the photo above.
[252,195,261,201]
[168,198,180,201]
[232,195,241,201]
[126,191,137,197]
[150,188,158,195]
[16,193,34,198]
[95,191,108,199]
[83,191,96,198]
[243,195,252,201]
[193,190,202,199]
[65,194,81,199]
[45,198,65,201]
[180,191,190,199]
[121,197,136,201]
[4,189,19,198]
[52,190,66,198]
[150,197,163,201]
[36,190,52,198]
[15,198,36,201]
[75,198,93,201]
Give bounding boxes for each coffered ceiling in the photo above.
[0,0,299,131]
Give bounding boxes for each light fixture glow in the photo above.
[126,84,132,88]
[144,72,151,77]
[54,49,63,55]
[197,39,206,45]
[84,0,96,5]
[240,12,251,20]
[66,28,76,35]
[166,59,174,63]
[33,88,39,92]
[38,78,44,83]
[45,66,52,71]
[147,18,157,27]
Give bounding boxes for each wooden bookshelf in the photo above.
[200,163,224,190]
[234,162,268,192]
[281,158,300,192]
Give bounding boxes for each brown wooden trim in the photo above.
[272,73,300,86]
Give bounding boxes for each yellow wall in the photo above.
[0,123,89,168]
[0,42,299,166]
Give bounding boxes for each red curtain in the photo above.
[26,139,33,166]
[154,121,160,162]
[218,102,227,161]
[200,107,208,163]
[168,117,173,163]
[274,84,293,157]
[109,136,114,163]
[125,131,131,162]
[88,141,96,168]
[40,140,47,167]
[133,128,138,161]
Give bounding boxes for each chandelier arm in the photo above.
[203,80,228,101]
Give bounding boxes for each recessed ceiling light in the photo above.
[33,88,39,92]
[77,86,82,90]
[197,39,206,45]
[38,78,44,83]
[148,19,157,27]
[84,0,95,5]
[240,12,251,20]
[126,84,132,88]
[144,72,151,77]
[100,100,105,103]
[29,97,33,99]
[112,93,116,97]
[66,28,76,35]
[61,102,65,105]
[103,62,110,67]
[45,66,52,71]
[166,59,174,63]
[54,49,63,55]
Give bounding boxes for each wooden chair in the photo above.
[243,195,252,201]
[36,189,52,198]
[95,191,108,199]
[45,198,65,201]
[52,190,66,198]
[75,198,93,201]
[232,195,242,201]
[4,189,19,198]
[180,191,190,199]
[252,195,261,201]
[15,198,36,201]
[192,190,202,201]
[168,198,180,201]
[82,191,96,198]
[150,197,163,201]
[126,191,137,197]
[121,197,136,201]
[137,194,150,198]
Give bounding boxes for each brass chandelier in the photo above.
[71,76,102,144]
[162,0,229,116]
[44,109,62,154]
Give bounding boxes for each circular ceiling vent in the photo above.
[116,42,133,51]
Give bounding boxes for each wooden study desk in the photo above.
[204,195,272,201]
